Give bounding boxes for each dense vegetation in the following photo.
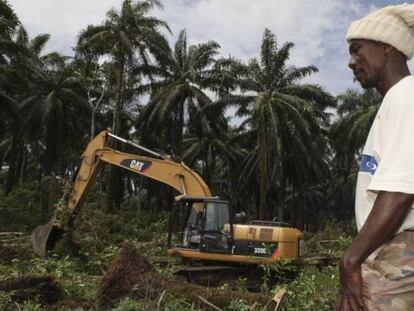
[0,0,382,309]
[0,186,349,310]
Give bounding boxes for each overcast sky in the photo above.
[7,0,414,95]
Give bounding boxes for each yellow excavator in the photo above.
[31,131,303,285]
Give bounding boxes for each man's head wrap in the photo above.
[346,3,414,59]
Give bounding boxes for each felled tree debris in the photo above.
[97,243,156,308]
[0,234,37,263]
[0,274,64,304]
[97,243,274,309]
[0,244,17,264]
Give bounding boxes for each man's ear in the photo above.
[383,43,407,60]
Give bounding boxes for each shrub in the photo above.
[280,265,339,311]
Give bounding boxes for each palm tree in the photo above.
[183,104,244,189]
[221,29,334,221]
[0,21,55,193]
[14,45,90,211]
[0,3,25,191]
[329,88,382,222]
[0,92,20,193]
[331,88,381,166]
[0,0,19,64]
[138,29,222,159]
[2,25,90,180]
[0,4,91,203]
[77,0,170,136]
[77,0,170,211]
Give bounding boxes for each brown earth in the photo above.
[0,244,17,264]
[0,274,64,304]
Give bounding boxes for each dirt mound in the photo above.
[0,274,64,304]
[97,242,156,307]
[97,243,273,309]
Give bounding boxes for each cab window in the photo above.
[204,202,229,231]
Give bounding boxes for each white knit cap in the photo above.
[346,3,414,59]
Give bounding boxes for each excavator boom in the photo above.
[69,131,211,211]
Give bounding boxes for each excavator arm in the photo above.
[31,130,212,256]
[69,131,211,211]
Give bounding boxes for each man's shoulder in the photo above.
[384,76,414,101]
[392,76,414,93]
[381,76,414,117]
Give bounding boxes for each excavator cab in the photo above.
[168,196,303,264]
[168,197,233,254]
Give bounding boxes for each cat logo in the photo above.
[130,160,145,171]
[120,159,151,172]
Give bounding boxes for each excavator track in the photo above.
[173,264,272,291]
[173,255,339,291]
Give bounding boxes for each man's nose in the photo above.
[348,56,357,70]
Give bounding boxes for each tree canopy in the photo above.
[0,0,377,230]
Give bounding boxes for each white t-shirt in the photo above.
[355,76,414,232]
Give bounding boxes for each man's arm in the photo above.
[337,191,414,311]
[343,191,414,268]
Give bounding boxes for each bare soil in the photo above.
[0,244,17,264]
[0,274,64,305]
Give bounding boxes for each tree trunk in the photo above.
[91,109,96,140]
[19,148,26,185]
[203,145,211,186]
[276,194,284,222]
[295,187,305,230]
[258,130,268,220]
[40,169,52,216]
[5,133,18,194]
[112,55,125,137]
[89,81,106,141]
[136,176,145,215]
[178,98,185,160]
[275,163,285,222]
[107,55,125,213]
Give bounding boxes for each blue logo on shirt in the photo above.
[359,154,378,175]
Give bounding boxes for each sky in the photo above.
[7,0,414,96]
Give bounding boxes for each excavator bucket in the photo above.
[31,215,65,256]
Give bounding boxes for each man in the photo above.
[336,4,414,311]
